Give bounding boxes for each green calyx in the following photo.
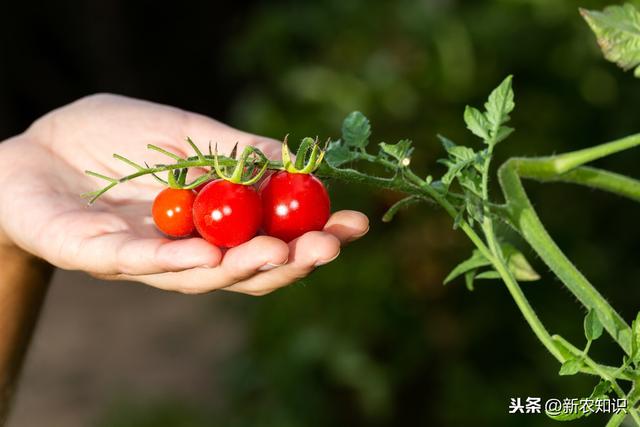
[213,144,269,185]
[282,136,326,174]
[167,167,188,189]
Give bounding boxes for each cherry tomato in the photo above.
[259,171,330,242]
[193,179,262,247]
[194,179,212,193]
[152,188,196,237]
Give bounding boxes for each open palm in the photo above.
[0,95,368,295]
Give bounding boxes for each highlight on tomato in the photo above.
[260,137,330,242]
[192,145,268,247]
[151,188,196,237]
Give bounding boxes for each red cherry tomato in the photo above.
[152,188,196,237]
[194,179,212,193]
[193,179,262,247]
[259,171,330,242]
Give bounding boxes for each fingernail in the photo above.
[347,226,370,242]
[314,250,340,267]
[259,260,288,271]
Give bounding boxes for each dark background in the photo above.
[3,0,640,426]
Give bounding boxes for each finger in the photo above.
[222,231,341,296]
[215,235,290,282]
[31,209,218,275]
[106,235,289,294]
[323,210,370,244]
[79,233,222,275]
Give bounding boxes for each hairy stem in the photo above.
[499,158,632,354]
[403,169,566,361]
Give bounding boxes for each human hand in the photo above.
[0,94,369,295]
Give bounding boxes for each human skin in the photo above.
[0,94,369,419]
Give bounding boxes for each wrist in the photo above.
[0,227,38,263]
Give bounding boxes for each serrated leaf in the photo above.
[444,250,492,284]
[341,111,371,148]
[437,134,456,151]
[458,172,482,196]
[484,76,515,133]
[581,4,640,78]
[446,145,476,162]
[437,137,480,187]
[379,139,413,163]
[559,358,583,376]
[475,270,501,280]
[463,106,490,140]
[584,309,604,341]
[325,140,359,168]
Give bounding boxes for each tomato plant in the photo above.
[84,4,640,424]
[151,188,196,237]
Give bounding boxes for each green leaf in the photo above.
[546,380,611,421]
[584,309,604,341]
[559,358,583,376]
[437,134,457,152]
[437,137,479,186]
[379,139,413,164]
[494,126,515,144]
[501,243,540,282]
[341,111,371,148]
[458,172,482,197]
[632,311,640,363]
[443,250,492,284]
[475,270,501,280]
[484,75,515,135]
[463,106,490,140]
[581,4,640,78]
[464,192,484,225]
[464,270,476,291]
[325,140,359,168]
[591,379,612,399]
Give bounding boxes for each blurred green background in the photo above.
[3,0,640,426]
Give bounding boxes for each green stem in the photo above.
[550,133,640,173]
[519,164,640,203]
[606,382,640,427]
[553,335,626,397]
[404,169,566,361]
[499,158,632,354]
[555,335,640,426]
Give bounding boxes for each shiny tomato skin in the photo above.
[192,179,262,247]
[259,171,330,242]
[152,188,196,237]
